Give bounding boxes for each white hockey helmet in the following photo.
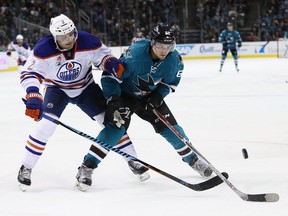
[16,34,24,40]
[49,14,76,37]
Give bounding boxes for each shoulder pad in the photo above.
[34,35,60,58]
[76,31,102,51]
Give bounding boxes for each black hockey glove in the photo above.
[105,95,130,128]
[144,91,163,111]
[238,42,242,48]
[223,41,228,47]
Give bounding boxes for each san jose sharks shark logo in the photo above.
[133,74,155,96]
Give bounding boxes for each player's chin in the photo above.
[64,43,74,50]
[158,55,167,60]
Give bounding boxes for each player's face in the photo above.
[56,31,76,50]
[227,25,233,31]
[152,42,173,60]
[17,39,23,45]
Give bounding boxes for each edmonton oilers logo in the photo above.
[57,61,82,81]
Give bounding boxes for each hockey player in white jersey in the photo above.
[6,34,31,72]
[17,14,149,191]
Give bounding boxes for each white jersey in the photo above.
[20,31,114,98]
[7,40,31,62]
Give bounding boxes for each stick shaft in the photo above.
[42,113,225,191]
[152,109,279,202]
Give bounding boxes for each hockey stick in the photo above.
[42,113,228,192]
[241,41,270,47]
[152,109,280,202]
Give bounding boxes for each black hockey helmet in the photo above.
[151,24,175,44]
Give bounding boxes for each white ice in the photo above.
[0,58,287,216]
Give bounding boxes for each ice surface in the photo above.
[0,58,287,215]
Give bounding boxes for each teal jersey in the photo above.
[219,29,242,49]
[101,39,184,100]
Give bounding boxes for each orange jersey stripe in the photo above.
[27,140,45,151]
[118,136,130,144]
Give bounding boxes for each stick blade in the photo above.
[193,172,229,191]
[246,193,280,202]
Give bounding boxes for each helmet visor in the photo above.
[153,42,174,52]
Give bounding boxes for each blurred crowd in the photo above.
[0,0,181,50]
[196,0,249,43]
[259,0,288,41]
[197,0,287,43]
[0,0,61,50]
[0,0,287,50]
[84,0,181,46]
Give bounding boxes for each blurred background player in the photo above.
[6,34,31,72]
[17,14,149,191]
[218,22,242,72]
[75,24,213,191]
[131,30,145,45]
[171,21,180,43]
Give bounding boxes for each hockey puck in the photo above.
[242,148,248,159]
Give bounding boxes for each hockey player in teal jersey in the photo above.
[75,24,213,191]
[219,22,242,72]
